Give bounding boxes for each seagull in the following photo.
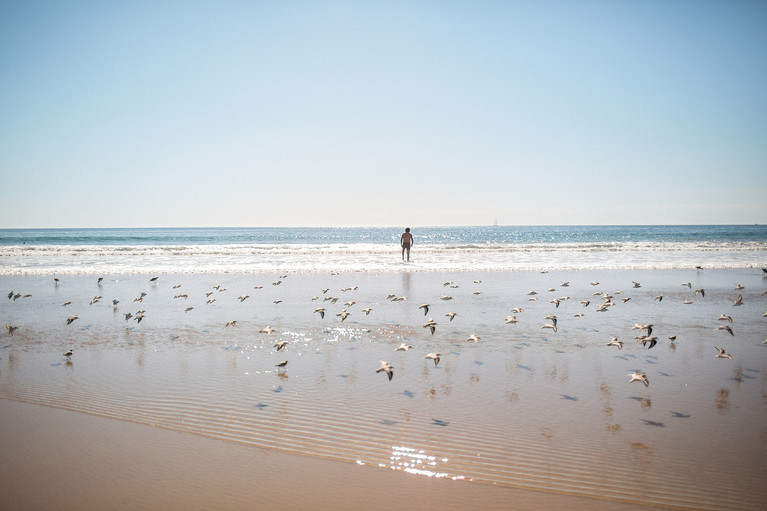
[580,300,590,307]
[6,325,19,336]
[466,334,480,343]
[694,288,705,298]
[422,318,437,335]
[123,312,133,321]
[238,294,250,302]
[632,281,641,288]
[66,315,78,325]
[314,307,326,319]
[606,337,623,349]
[274,341,288,352]
[64,349,74,360]
[225,320,237,327]
[445,312,457,321]
[259,325,275,335]
[62,301,71,306]
[362,307,372,315]
[628,371,649,387]
[439,295,452,301]
[622,297,631,304]
[424,353,441,366]
[731,294,743,306]
[654,295,663,302]
[418,303,430,316]
[90,296,101,305]
[734,284,744,290]
[715,325,734,336]
[336,310,350,321]
[541,323,557,333]
[511,307,524,314]
[174,294,188,299]
[718,314,733,323]
[395,343,413,351]
[275,360,288,371]
[185,307,194,312]
[640,336,658,349]
[715,346,732,360]
[344,300,356,307]
[504,315,518,324]
[376,361,394,381]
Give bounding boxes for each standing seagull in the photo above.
[6,325,19,336]
[64,349,74,360]
[376,361,394,381]
[275,360,288,371]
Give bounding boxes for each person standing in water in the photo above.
[400,227,413,261]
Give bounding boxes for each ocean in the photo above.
[1,225,766,275]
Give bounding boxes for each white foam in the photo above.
[1,241,765,275]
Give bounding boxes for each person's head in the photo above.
[405,227,410,233]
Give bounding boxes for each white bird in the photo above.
[376,361,394,381]
[238,294,250,302]
[732,294,743,306]
[445,312,457,321]
[66,315,78,325]
[715,325,734,336]
[314,307,326,318]
[422,318,437,335]
[6,325,19,336]
[275,360,288,371]
[466,334,480,343]
[439,295,452,301]
[541,323,557,333]
[259,325,275,334]
[64,349,74,360]
[606,336,623,349]
[274,341,288,352]
[715,346,732,360]
[395,343,413,351]
[418,303,430,316]
[336,310,350,321]
[504,315,518,324]
[362,307,372,315]
[628,372,649,387]
[424,353,441,366]
[718,314,733,323]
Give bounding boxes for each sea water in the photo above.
[1,225,765,275]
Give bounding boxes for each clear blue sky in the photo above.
[1,0,766,228]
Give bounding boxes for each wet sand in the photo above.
[0,399,656,511]
[1,268,766,509]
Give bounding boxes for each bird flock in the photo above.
[3,269,766,391]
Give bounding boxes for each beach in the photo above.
[1,267,766,509]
